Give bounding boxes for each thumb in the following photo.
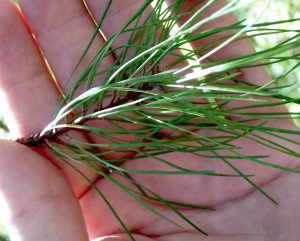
[0,140,88,241]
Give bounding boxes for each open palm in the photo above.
[0,1,299,240]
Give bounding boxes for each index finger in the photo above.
[0,0,58,138]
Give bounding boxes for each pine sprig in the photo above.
[17,0,300,239]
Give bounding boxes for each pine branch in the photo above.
[17,82,155,147]
[14,0,300,238]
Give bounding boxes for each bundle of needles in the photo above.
[16,0,300,238]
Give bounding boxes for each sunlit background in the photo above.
[0,1,299,240]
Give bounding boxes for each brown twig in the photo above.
[16,127,80,147]
[17,82,155,147]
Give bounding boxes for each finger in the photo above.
[18,0,114,93]
[0,140,88,241]
[173,0,270,85]
[0,0,58,137]
[169,0,295,134]
[0,0,98,197]
[85,0,143,50]
[85,0,179,68]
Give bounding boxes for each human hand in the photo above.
[0,1,299,240]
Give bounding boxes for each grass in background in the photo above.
[0,224,8,241]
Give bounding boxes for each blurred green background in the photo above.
[0,1,299,240]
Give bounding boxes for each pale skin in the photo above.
[0,0,299,240]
